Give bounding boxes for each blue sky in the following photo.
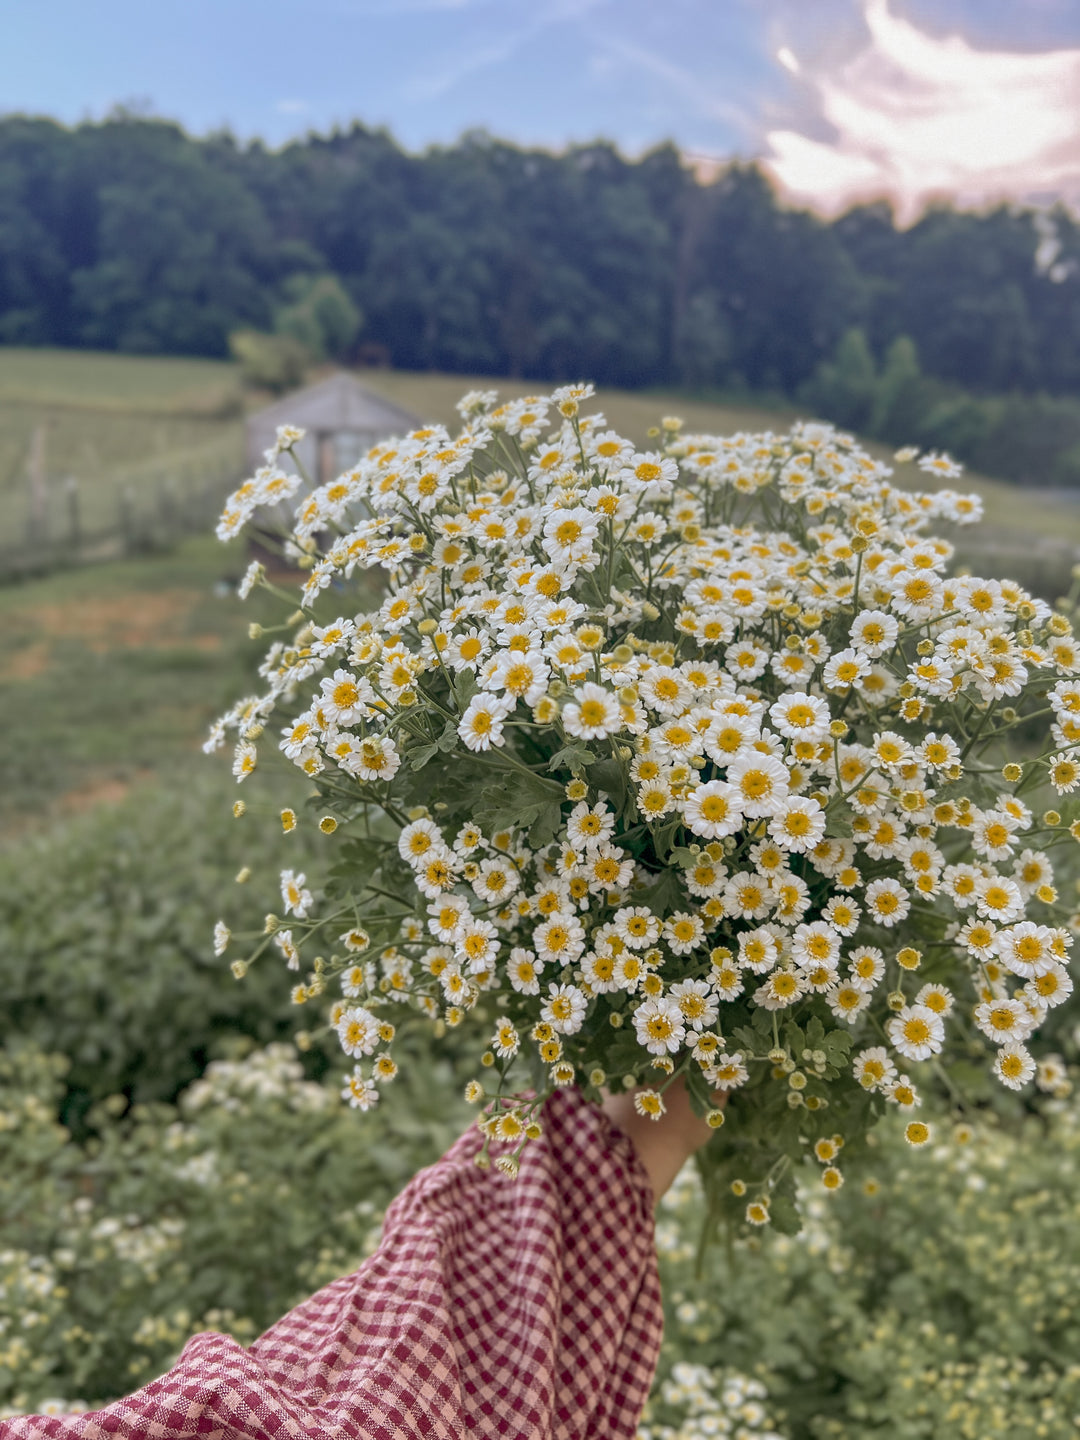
[5,0,1080,213]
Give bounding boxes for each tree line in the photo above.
[5,113,1080,481]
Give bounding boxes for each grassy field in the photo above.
[0,349,244,557]
[0,348,242,414]
[0,533,276,834]
[362,368,1080,537]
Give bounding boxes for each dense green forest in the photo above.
[5,112,1080,481]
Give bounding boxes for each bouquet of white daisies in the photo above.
[208,383,1080,1232]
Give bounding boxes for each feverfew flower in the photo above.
[209,385,1080,1224]
[562,683,621,739]
[342,1070,380,1110]
[887,1005,945,1062]
[633,995,687,1055]
[280,870,312,919]
[768,691,830,742]
[459,693,514,751]
[337,1006,381,1057]
[994,1043,1036,1090]
[683,781,743,839]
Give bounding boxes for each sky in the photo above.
[5,0,1080,220]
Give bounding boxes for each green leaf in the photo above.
[668,846,699,870]
[586,758,632,820]
[409,742,439,770]
[822,1028,853,1062]
[636,865,683,914]
[767,1168,802,1235]
[750,1008,774,1038]
[471,766,565,840]
[650,818,682,861]
[529,802,565,848]
[768,1190,802,1236]
[546,742,597,773]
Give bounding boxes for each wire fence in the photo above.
[0,431,244,584]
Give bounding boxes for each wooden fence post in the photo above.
[27,424,47,547]
[118,485,134,555]
[65,475,81,556]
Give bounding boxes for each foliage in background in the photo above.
[227,330,311,397]
[0,1042,465,1413]
[7,1032,1080,1438]
[229,273,363,393]
[0,536,271,824]
[652,1083,1080,1439]
[0,770,324,1124]
[802,328,1080,489]
[274,274,363,364]
[6,117,1080,483]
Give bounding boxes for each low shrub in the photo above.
[655,1091,1080,1438]
[6,1033,1080,1435]
[0,1041,465,1412]
[0,770,324,1123]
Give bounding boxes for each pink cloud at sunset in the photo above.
[764,0,1080,223]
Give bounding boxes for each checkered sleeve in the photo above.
[2,1085,662,1440]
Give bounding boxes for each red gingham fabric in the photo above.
[4,1086,661,1440]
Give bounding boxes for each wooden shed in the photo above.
[246,372,420,484]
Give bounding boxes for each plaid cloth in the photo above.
[5,1086,661,1440]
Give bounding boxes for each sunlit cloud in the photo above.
[776,46,800,77]
[763,0,1080,222]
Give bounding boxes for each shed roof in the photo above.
[246,371,420,456]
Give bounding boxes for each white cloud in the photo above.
[763,0,1080,222]
[776,46,800,76]
[276,99,309,115]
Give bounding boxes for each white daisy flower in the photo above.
[507,947,543,995]
[726,753,790,818]
[458,693,515,751]
[864,877,911,928]
[541,982,588,1035]
[280,869,312,919]
[768,691,830,742]
[849,609,898,658]
[562,682,622,739]
[887,1004,945,1062]
[994,1043,1036,1091]
[683,780,744,839]
[668,978,718,1030]
[768,796,826,853]
[633,995,687,1055]
[337,1006,381,1058]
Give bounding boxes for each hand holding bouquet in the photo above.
[209,384,1080,1232]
